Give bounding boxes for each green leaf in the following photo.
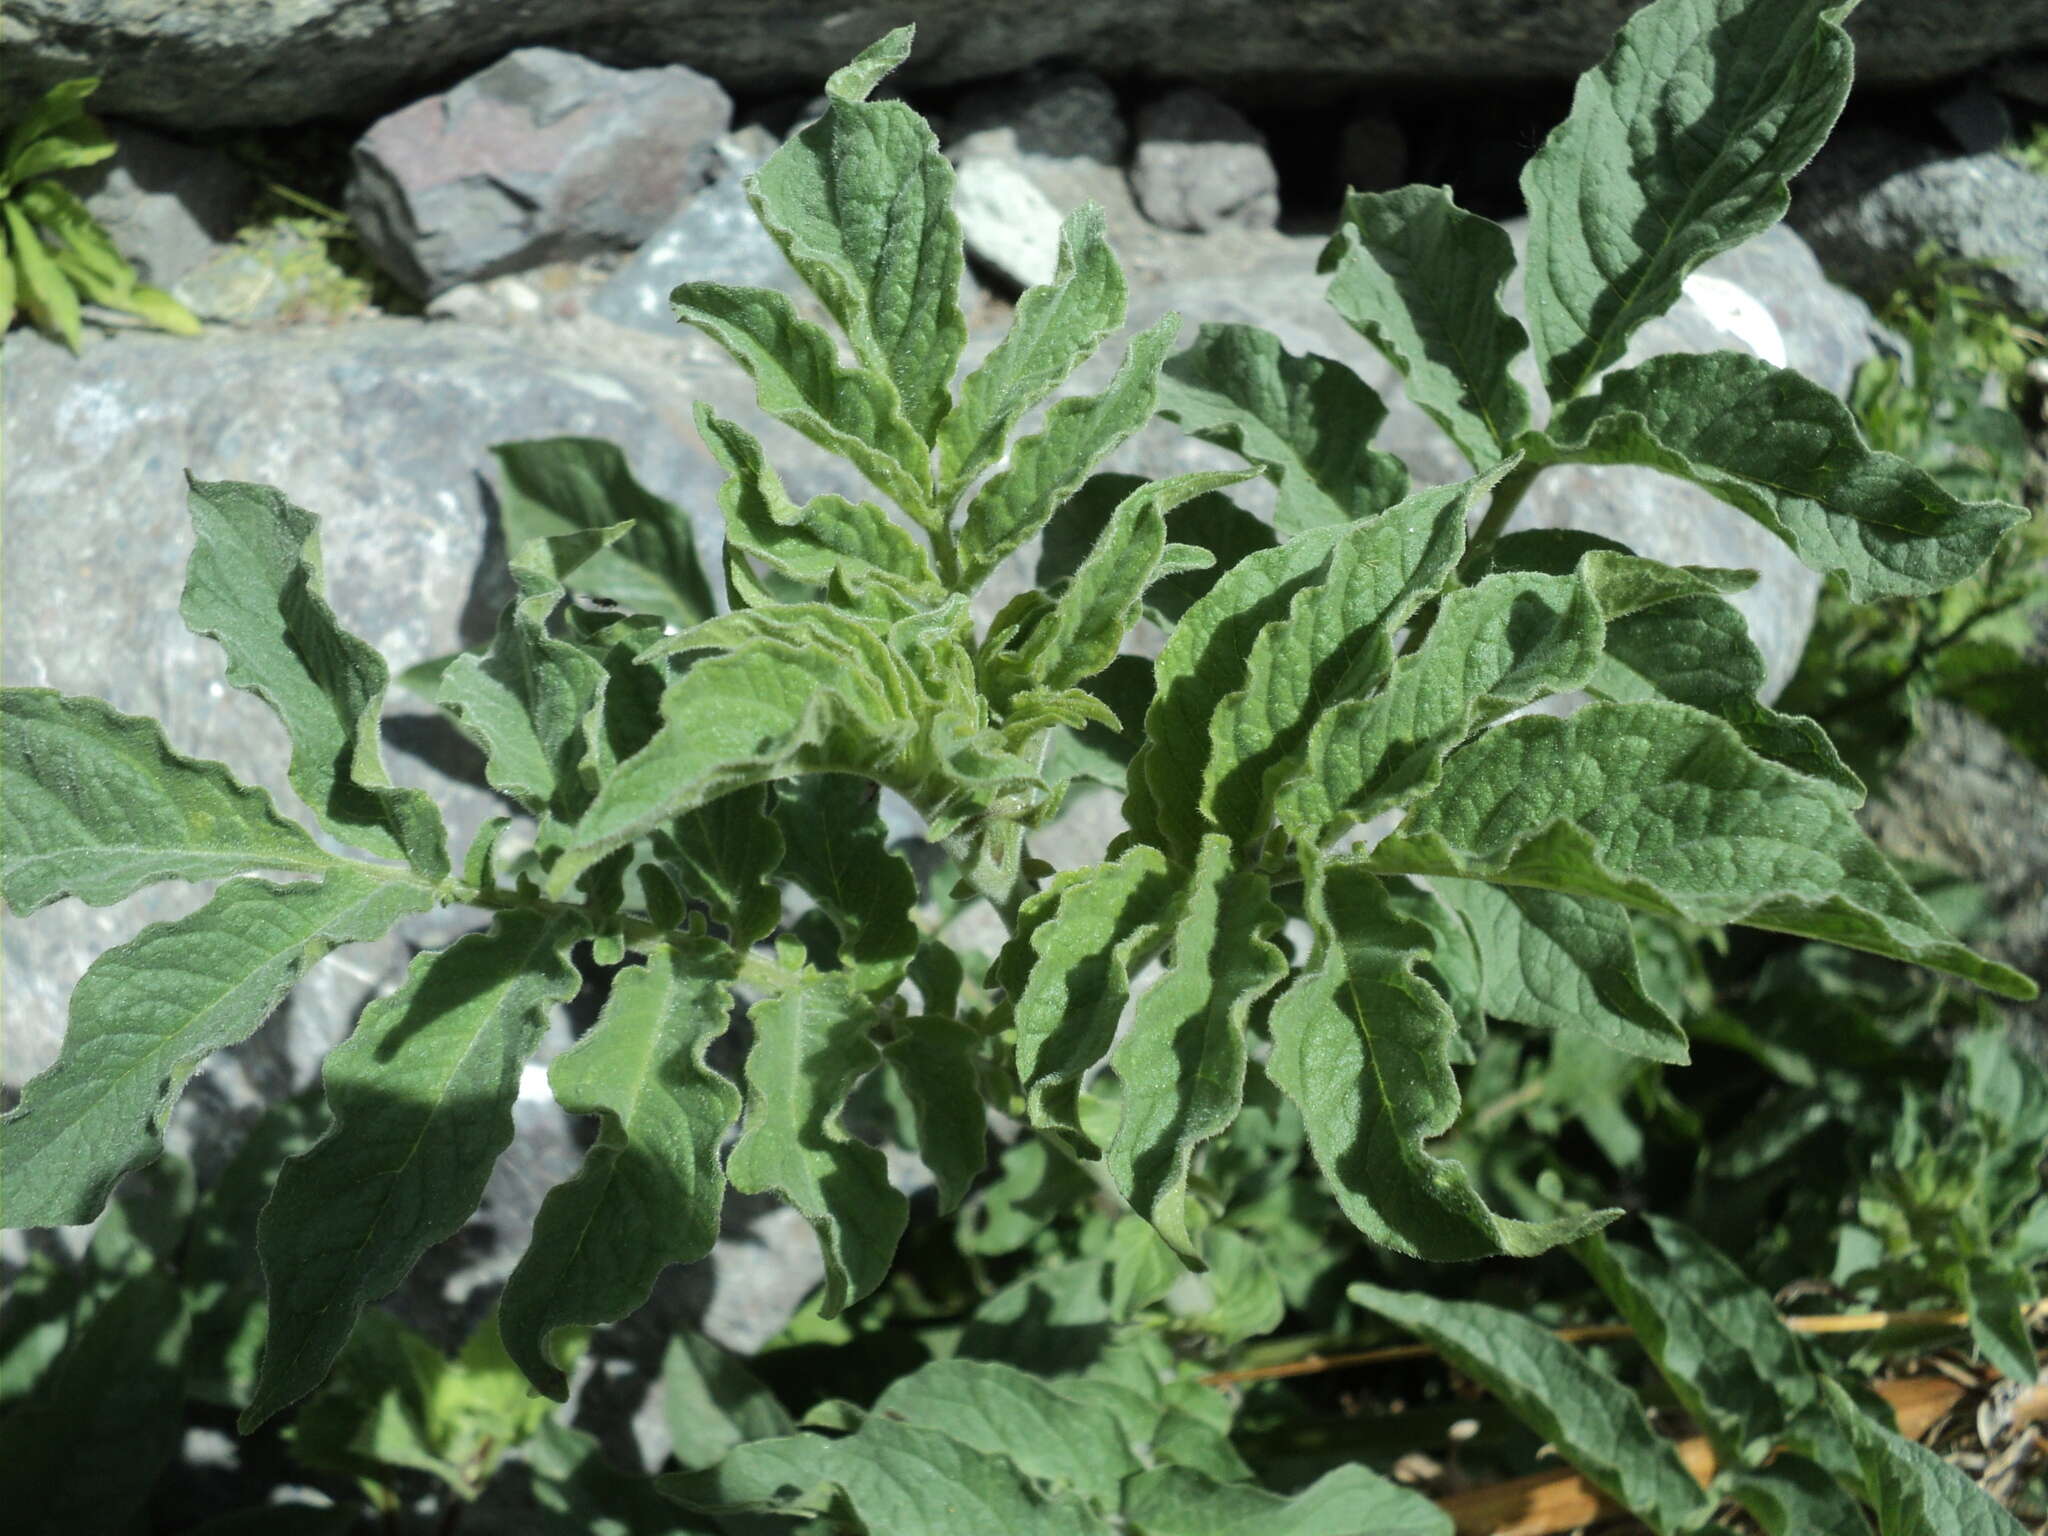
[2,869,433,1229]
[1107,833,1287,1260]
[941,203,1127,501]
[1275,565,1602,835]
[870,1358,1142,1505]
[1320,185,1531,469]
[3,199,80,350]
[747,29,965,442]
[0,688,339,913]
[499,938,741,1400]
[671,281,932,519]
[1350,1282,1715,1535]
[1520,0,1852,402]
[489,438,715,628]
[1012,469,1256,696]
[182,478,449,878]
[1,79,113,188]
[772,773,919,995]
[243,910,585,1428]
[1720,1458,1872,1536]
[957,313,1180,586]
[726,967,907,1316]
[1936,644,2048,776]
[1523,352,2024,600]
[1009,845,1182,1152]
[1961,1260,2038,1387]
[1203,475,1497,847]
[1366,701,2036,999]
[1820,1377,2028,1535]
[0,1270,188,1536]
[1434,881,1686,1062]
[695,404,938,593]
[1122,1464,1451,1536]
[1576,1216,1820,1466]
[662,1329,795,1472]
[1269,855,1611,1259]
[0,215,18,332]
[656,785,785,947]
[882,1015,987,1213]
[439,524,624,816]
[1156,322,1409,534]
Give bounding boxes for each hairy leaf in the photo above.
[1524,351,2023,600]
[1368,702,2035,998]
[662,1329,794,1471]
[244,911,585,1427]
[1520,0,1852,401]
[882,1015,987,1213]
[1107,834,1287,1260]
[490,438,714,627]
[1820,1378,2027,1535]
[773,773,919,995]
[0,689,337,913]
[958,313,1180,586]
[1269,856,1611,1259]
[1122,1464,1450,1536]
[1157,322,1409,534]
[499,939,741,1399]
[656,785,785,947]
[942,203,1127,500]
[1321,185,1530,468]
[726,968,906,1315]
[1721,1459,1871,1536]
[1351,1283,1714,1534]
[2,869,433,1229]
[182,478,448,877]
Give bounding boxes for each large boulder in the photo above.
[7,0,2044,133]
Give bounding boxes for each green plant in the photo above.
[3,2,2042,1531]
[0,77,201,351]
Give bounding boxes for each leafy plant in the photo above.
[3,1,2041,1530]
[0,77,201,350]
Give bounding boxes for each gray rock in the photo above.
[346,48,732,299]
[1790,127,2048,317]
[951,157,1067,289]
[1934,79,2014,155]
[1992,53,2048,110]
[11,1,2046,132]
[1130,89,1280,234]
[60,119,253,288]
[171,223,374,328]
[949,69,1128,166]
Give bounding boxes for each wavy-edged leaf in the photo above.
[656,785,784,947]
[1157,322,1409,534]
[747,28,964,442]
[489,438,714,627]
[1276,566,1601,836]
[1819,1377,2028,1536]
[1520,0,1852,402]
[882,1015,986,1214]
[1577,1216,1819,1467]
[957,313,1180,586]
[1435,881,1685,1062]
[1523,351,2022,600]
[1367,701,2036,998]
[871,1358,1142,1505]
[1269,856,1611,1259]
[942,203,1126,501]
[1350,1283,1715,1535]
[671,282,931,519]
[244,910,585,1428]
[773,773,919,995]
[499,938,740,1399]
[1122,1463,1451,1536]
[439,525,624,816]
[1009,845,1182,1152]
[695,404,937,592]
[0,1269,188,1536]
[1107,834,1287,1260]
[1321,185,1530,469]
[726,967,906,1316]
[182,478,448,877]
[0,689,338,913]
[2,868,433,1229]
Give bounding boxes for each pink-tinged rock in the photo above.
[347,47,731,298]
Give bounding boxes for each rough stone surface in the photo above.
[60,119,254,289]
[10,1,2045,131]
[1130,89,1281,234]
[948,69,1129,167]
[346,48,732,299]
[951,156,1067,289]
[1790,128,2048,317]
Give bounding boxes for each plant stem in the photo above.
[1457,458,1540,581]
